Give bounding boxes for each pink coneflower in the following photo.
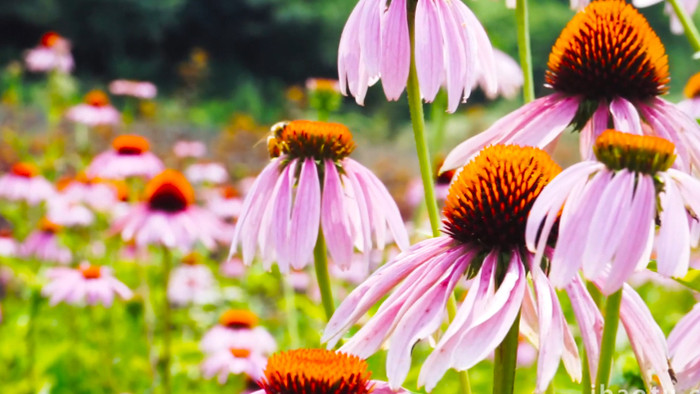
[338,0,496,112]
[231,120,408,272]
[678,71,700,119]
[478,49,523,100]
[56,173,119,212]
[527,130,700,294]
[20,218,72,264]
[200,310,276,356]
[24,32,74,73]
[442,0,700,172]
[66,90,121,127]
[668,303,700,391]
[167,253,218,306]
[0,162,55,205]
[324,145,581,391]
[108,79,157,99]
[173,140,207,159]
[46,195,94,227]
[205,185,243,220]
[112,169,229,251]
[185,161,228,184]
[201,347,267,384]
[0,229,18,257]
[42,262,132,306]
[252,349,409,394]
[87,135,164,179]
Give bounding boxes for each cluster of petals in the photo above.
[20,225,72,265]
[185,162,228,184]
[201,348,267,384]
[167,263,218,306]
[57,176,120,212]
[173,140,207,159]
[338,0,496,112]
[42,264,132,306]
[87,135,164,179]
[24,32,74,73]
[668,303,700,391]
[66,101,121,127]
[0,164,55,205]
[46,196,94,227]
[205,186,243,220]
[108,79,157,99]
[478,49,523,100]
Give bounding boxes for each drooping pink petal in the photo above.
[579,100,609,159]
[609,97,642,135]
[380,0,410,100]
[454,0,497,97]
[359,0,382,78]
[668,303,700,370]
[289,158,321,269]
[415,0,444,101]
[655,173,690,277]
[565,274,603,382]
[436,0,468,112]
[321,160,354,267]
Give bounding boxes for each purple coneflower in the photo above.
[108,79,157,99]
[42,262,132,306]
[173,140,207,159]
[56,173,119,212]
[338,0,496,112]
[527,130,700,294]
[167,253,218,306]
[324,145,582,391]
[112,169,228,252]
[205,185,243,220]
[231,120,408,272]
[20,218,72,264]
[24,32,74,74]
[252,348,408,394]
[442,0,700,172]
[185,161,228,184]
[87,134,164,179]
[66,90,121,127]
[201,347,267,384]
[200,309,276,356]
[0,162,55,205]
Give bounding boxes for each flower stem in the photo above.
[282,277,301,348]
[447,295,473,394]
[313,229,335,321]
[594,289,623,393]
[668,0,700,53]
[160,247,173,394]
[515,0,535,103]
[407,0,441,238]
[493,311,521,394]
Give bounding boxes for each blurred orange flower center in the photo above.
[40,32,61,48]
[219,309,258,329]
[11,162,38,178]
[39,218,62,234]
[113,135,150,155]
[79,265,102,279]
[85,90,111,107]
[145,170,195,213]
[230,348,251,358]
[684,72,700,98]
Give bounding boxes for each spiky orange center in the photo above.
[593,129,675,174]
[11,162,38,178]
[684,72,700,98]
[443,145,561,250]
[112,134,150,155]
[259,349,372,394]
[79,265,102,279]
[268,120,355,161]
[39,217,61,234]
[546,0,668,101]
[144,170,195,213]
[85,90,111,107]
[230,348,252,358]
[219,309,258,329]
[40,32,61,48]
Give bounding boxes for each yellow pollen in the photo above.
[259,349,372,394]
[546,0,669,101]
[593,129,676,173]
[272,120,355,161]
[219,309,258,329]
[443,145,561,250]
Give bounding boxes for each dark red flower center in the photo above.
[219,309,258,329]
[144,170,194,213]
[112,135,150,155]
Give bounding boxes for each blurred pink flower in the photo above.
[57,173,120,212]
[201,348,267,384]
[220,257,246,278]
[24,32,74,73]
[173,140,207,159]
[441,1,700,173]
[46,195,94,227]
[231,120,408,272]
[66,90,121,127]
[478,49,523,100]
[112,169,228,252]
[0,229,18,257]
[324,146,580,391]
[108,79,157,99]
[205,185,243,220]
[527,131,700,295]
[185,162,229,184]
[338,0,496,112]
[20,218,72,264]
[0,162,55,205]
[668,303,700,391]
[87,134,164,179]
[42,262,132,306]
[167,259,218,306]
[200,310,276,355]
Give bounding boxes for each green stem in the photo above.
[493,311,521,394]
[447,295,472,394]
[282,277,300,348]
[668,0,700,53]
[161,247,173,394]
[430,89,449,157]
[515,0,535,103]
[594,289,623,393]
[407,0,441,237]
[313,230,335,321]
[581,344,591,394]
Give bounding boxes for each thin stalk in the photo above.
[313,229,335,321]
[282,277,301,348]
[430,89,449,157]
[668,0,700,53]
[447,295,472,394]
[594,289,623,393]
[407,0,441,237]
[160,247,173,394]
[493,311,521,394]
[515,0,535,103]
[581,344,592,394]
